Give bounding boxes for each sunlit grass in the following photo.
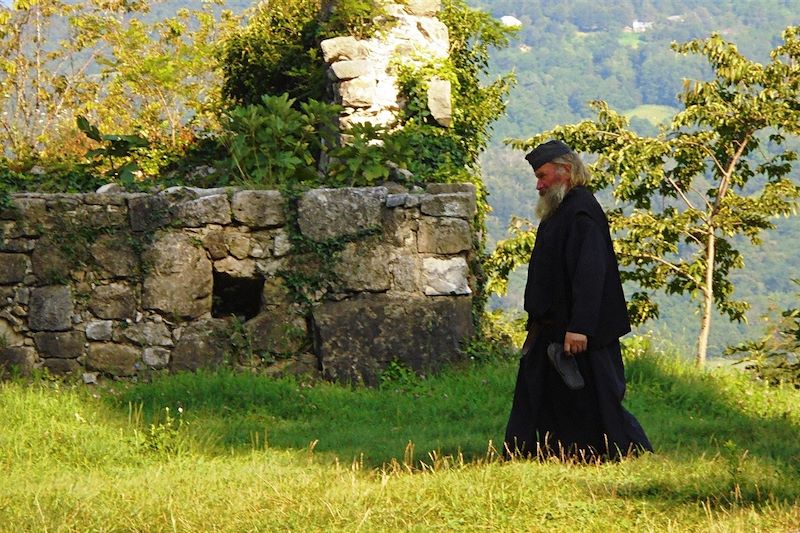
[1,348,798,531]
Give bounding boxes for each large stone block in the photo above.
[0,253,29,284]
[414,18,449,54]
[0,196,46,222]
[422,257,471,296]
[427,78,452,127]
[298,187,386,241]
[30,237,72,283]
[28,286,73,331]
[214,257,257,279]
[170,318,231,372]
[333,239,392,292]
[87,343,140,377]
[312,294,473,385]
[0,346,36,377]
[0,237,35,253]
[115,321,173,347]
[403,0,441,15]
[142,232,213,319]
[231,190,285,228]
[128,195,170,232]
[337,77,375,108]
[203,229,227,260]
[417,216,472,254]
[0,317,25,347]
[421,192,477,219]
[172,194,231,227]
[389,253,421,293]
[85,320,113,341]
[425,183,475,194]
[91,234,138,278]
[33,331,85,359]
[142,347,171,369]
[329,59,372,81]
[43,358,81,375]
[245,310,309,357]
[321,36,369,62]
[224,229,251,259]
[89,283,137,320]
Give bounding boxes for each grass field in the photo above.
[1,345,798,532]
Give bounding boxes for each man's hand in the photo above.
[563,332,587,355]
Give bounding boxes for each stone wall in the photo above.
[0,183,477,384]
[322,0,452,132]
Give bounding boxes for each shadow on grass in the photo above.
[104,353,800,489]
[105,361,514,467]
[613,354,800,504]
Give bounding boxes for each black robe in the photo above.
[505,186,652,459]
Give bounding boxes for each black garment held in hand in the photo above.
[504,186,653,459]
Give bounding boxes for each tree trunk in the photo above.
[696,230,716,366]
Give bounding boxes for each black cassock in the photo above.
[504,186,652,459]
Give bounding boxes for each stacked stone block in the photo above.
[0,183,476,384]
[321,0,452,132]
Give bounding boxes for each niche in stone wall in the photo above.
[211,270,264,320]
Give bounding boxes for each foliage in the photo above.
[483,216,536,296]
[0,0,126,162]
[217,93,340,188]
[725,280,800,387]
[508,27,800,366]
[219,0,390,107]
[132,404,188,457]
[327,122,416,187]
[378,359,422,391]
[463,308,525,363]
[219,0,326,105]
[76,115,149,187]
[0,0,233,173]
[88,2,238,177]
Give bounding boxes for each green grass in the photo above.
[624,104,678,127]
[1,349,799,531]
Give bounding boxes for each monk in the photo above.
[504,140,653,460]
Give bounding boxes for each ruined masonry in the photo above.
[0,0,471,385]
[322,0,452,131]
[0,183,477,385]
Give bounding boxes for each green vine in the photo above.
[277,184,382,307]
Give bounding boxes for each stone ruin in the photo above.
[0,0,473,385]
[0,183,477,384]
[322,0,452,132]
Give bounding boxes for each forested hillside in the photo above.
[473,0,800,355]
[2,0,797,357]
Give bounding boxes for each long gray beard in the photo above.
[535,182,568,220]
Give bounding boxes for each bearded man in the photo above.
[503,140,653,461]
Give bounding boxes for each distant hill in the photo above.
[475,0,800,355]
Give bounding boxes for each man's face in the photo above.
[535,162,570,196]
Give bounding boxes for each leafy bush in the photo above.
[725,280,800,387]
[217,94,340,188]
[219,0,390,107]
[219,0,326,106]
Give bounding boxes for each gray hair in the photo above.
[552,152,591,187]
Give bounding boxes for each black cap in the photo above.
[525,140,572,170]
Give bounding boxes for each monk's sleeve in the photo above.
[566,213,607,337]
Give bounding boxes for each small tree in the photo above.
[0,0,235,175]
[508,26,800,366]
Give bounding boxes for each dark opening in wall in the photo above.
[212,271,264,320]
